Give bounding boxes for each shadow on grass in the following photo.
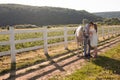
[45,53,65,71]
[92,56,120,74]
[2,35,120,80]
[3,63,16,80]
[3,48,81,80]
[28,51,81,80]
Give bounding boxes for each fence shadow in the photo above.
[29,50,81,80]
[45,53,65,71]
[3,63,16,80]
[3,48,81,80]
[3,37,120,80]
[97,38,120,53]
[92,56,120,75]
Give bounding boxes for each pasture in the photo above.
[0,24,120,75]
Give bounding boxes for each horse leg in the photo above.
[77,42,80,57]
[81,41,84,56]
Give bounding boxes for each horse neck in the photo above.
[77,27,83,36]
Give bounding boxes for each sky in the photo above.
[0,0,120,13]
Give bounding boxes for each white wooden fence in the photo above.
[0,25,120,63]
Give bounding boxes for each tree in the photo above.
[104,18,120,25]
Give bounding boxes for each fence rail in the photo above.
[0,25,120,63]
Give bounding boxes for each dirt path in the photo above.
[0,36,120,80]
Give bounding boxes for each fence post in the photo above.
[112,26,114,37]
[114,26,116,36]
[108,26,110,38]
[119,26,120,35]
[64,26,68,49]
[43,26,48,54]
[9,26,16,63]
[117,26,119,35]
[102,26,105,40]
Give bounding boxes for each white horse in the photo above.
[75,25,84,56]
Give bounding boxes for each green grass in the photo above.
[50,44,120,80]
[0,25,120,75]
[0,34,119,76]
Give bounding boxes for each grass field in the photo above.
[0,25,120,75]
[50,43,120,80]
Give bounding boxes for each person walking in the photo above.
[89,23,98,58]
[83,22,93,58]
